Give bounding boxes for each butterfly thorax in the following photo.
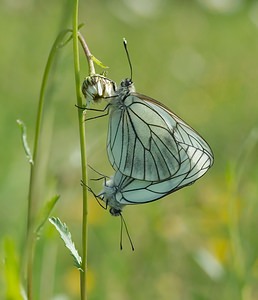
[107,193,125,216]
[109,78,136,110]
[102,178,125,215]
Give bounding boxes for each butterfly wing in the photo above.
[102,146,211,212]
[144,94,214,172]
[112,148,210,206]
[107,92,214,182]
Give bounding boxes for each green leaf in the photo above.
[49,217,82,270]
[16,119,33,165]
[3,237,24,300]
[91,55,109,69]
[35,195,60,234]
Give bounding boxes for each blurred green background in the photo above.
[1,0,258,299]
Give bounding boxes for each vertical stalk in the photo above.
[25,30,70,299]
[72,1,88,299]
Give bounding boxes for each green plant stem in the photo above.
[227,167,245,299]
[78,32,95,75]
[25,29,71,300]
[72,2,89,300]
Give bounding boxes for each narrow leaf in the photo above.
[91,55,109,69]
[16,119,33,165]
[49,217,82,270]
[3,237,24,300]
[36,195,60,234]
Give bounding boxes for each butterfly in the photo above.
[97,145,211,216]
[82,40,214,182]
[106,77,214,181]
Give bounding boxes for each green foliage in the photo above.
[1,1,258,299]
[3,238,23,300]
[49,217,82,270]
[36,195,60,235]
[16,120,33,165]
[91,55,109,69]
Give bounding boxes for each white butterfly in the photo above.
[97,147,211,216]
[81,41,213,182]
[106,78,214,182]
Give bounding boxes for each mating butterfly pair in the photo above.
[82,41,214,217]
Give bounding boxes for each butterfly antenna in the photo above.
[123,38,133,81]
[119,213,135,251]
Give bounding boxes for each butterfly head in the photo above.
[119,78,136,93]
[121,78,132,87]
[109,207,122,216]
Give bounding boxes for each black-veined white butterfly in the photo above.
[106,40,213,181]
[107,78,214,181]
[96,143,211,216]
[82,40,214,182]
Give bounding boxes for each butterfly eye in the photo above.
[120,78,133,88]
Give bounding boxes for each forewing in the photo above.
[145,96,214,175]
[145,97,214,163]
[107,94,181,181]
[107,92,213,183]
